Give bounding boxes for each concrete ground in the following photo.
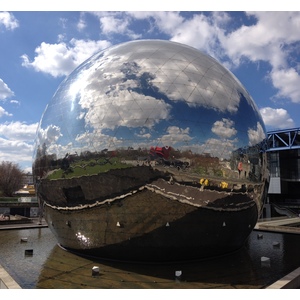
[255,217,300,234]
[0,217,48,230]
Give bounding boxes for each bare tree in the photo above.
[0,161,24,197]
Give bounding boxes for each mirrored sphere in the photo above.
[33,40,269,261]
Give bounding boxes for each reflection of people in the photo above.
[238,162,243,178]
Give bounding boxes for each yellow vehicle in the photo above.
[14,184,36,195]
[220,181,228,189]
[199,178,209,186]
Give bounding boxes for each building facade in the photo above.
[266,127,300,216]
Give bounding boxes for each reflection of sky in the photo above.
[36,40,266,159]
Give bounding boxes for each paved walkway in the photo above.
[0,265,21,289]
[254,217,300,234]
[0,218,48,230]
[267,267,300,289]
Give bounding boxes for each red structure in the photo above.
[150,146,172,159]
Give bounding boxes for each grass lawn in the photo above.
[47,157,130,180]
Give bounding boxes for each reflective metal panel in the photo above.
[33,40,269,261]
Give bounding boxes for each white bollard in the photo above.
[175,270,182,282]
[261,256,270,267]
[92,266,100,277]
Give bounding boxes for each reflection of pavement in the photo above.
[255,217,300,234]
[35,242,266,289]
[0,218,48,230]
[35,232,300,289]
[146,178,254,210]
[1,219,300,288]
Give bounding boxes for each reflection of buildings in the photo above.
[265,127,300,216]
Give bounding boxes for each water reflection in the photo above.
[247,231,300,277]
[0,228,56,289]
[0,228,300,288]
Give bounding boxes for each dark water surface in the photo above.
[0,227,300,289]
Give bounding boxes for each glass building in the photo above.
[266,128,300,216]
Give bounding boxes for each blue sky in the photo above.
[1,3,300,172]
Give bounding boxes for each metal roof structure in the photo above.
[267,127,300,152]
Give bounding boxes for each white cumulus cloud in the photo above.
[21,39,112,77]
[248,122,266,146]
[260,107,295,129]
[0,106,12,118]
[270,68,300,104]
[0,78,14,100]
[0,121,38,141]
[212,118,237,138]
[0,11,19,30]
[0,121,38,169]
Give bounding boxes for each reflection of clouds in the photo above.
[70,41,251,136]
[47,142,74,158]
[201,137,237,158]
[212,118,237,138]
[35,41,266,163]
[74,126,192,152]
[72,55,172,131]
[75,130,123,151]
[141,51,243,113]
[180,137,237,159]
[38,125,62,146]
[248,122,266,146]
[84,89,171,130]
[156,73,240,113]
[160,126,192,146]
[136,128,151,139]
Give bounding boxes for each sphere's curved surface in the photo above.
[33,40,269,261]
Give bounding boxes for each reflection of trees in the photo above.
[33,143,52,180]
[32,140,268,183]
[190,154,223,177]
